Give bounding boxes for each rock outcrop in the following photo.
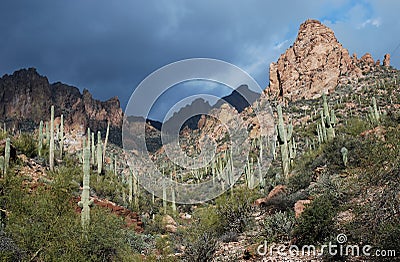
[268,19,362,101]
[383,53,391,67]
[0,68,123,143]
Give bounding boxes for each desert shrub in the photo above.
[12,133,37,158]
[263,211,296,242]
[339,117,370,136]
[215,187,256,234]
[182,229,217,262]
[293,194,338,246]
[287,171,311,193]
[1,166,136,261]
[143,213,166,235]
[125,232,155,255]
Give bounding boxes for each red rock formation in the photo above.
[383,53,391,67]
[0,68,123,143]
[268,19,362,101]
[254,185,287,206]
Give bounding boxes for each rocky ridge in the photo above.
[268,19,390,102]
[0,68,123,143]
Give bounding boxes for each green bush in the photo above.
[12,133,37,158]
[293,194,337,246]
[215,187,256,234]
[263,211,295,242]
[0,167,137,261]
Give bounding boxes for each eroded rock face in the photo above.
[0,68,123,143]
[268,19,362,101]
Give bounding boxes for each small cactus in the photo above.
[0,156,4,175]
[341,147,348,167]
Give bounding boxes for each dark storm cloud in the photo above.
[1,0,399,120]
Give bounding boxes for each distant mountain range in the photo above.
[0,68,260,145]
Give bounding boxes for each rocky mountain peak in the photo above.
[268,19,362,101]
[0,68,123,143]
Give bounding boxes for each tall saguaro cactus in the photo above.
[4,138,10,176]
[59,115,64,159]
[49,106,55,171]
[78,145,93,229]
[96,131,102,174]
[277,105,292,179]
[91,132,95,165]
[102,121,110,161]
[321,94,336,141]
[38,120,43,157]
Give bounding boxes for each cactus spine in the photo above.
[59,115,64,159]
[78,144,93,229]
[49,106,55,171]
[38,120,43,157]
[277,105,292,179]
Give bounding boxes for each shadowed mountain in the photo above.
[150,84,260,131]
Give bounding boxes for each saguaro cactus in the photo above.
[162,180,167,214]
[91,132,95,165]
[49,106,55,171]
[96,131,102,174]
[59,115,64,159]
[128,169,133,204]
[78,145,93,229]
[45,122,50,146]
[369,97,380,124]
[4,138,10,176]
[102,121,110,161]
[341,147,348,167]
[171,187,176,213]
[277,105,292,179]
[321,94,336,141]
[38,120,43,157]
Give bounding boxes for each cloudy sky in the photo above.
[1,0,399,120]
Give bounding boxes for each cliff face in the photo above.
[268,19,363,101]
[0,68,122,142]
